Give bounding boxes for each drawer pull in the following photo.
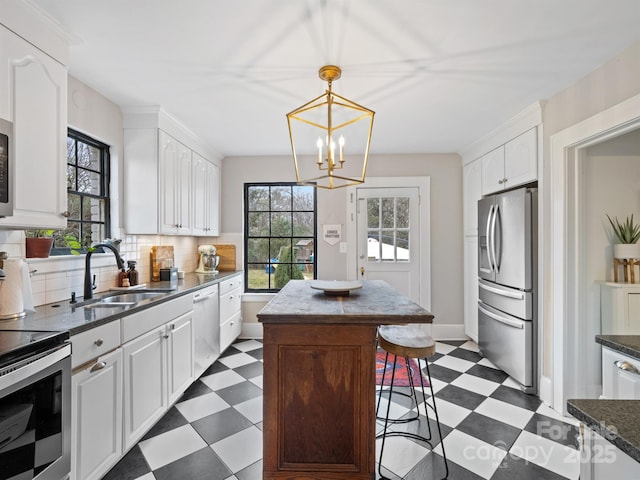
[94,339,104,347]
[615,360,640,375]
[90,361,107,373]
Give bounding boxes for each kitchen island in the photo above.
[257,279,433,480]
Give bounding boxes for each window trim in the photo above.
[243,182,317,293]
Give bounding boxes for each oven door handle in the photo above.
[0,343,71,388]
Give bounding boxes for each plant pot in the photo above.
[26,238,54,258]
[613,243,640,260]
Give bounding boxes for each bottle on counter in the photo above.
[117,268,129,288]
[127,261,139,286]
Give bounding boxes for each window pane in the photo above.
[67,165,76,190]
[397,231,409,261]
[66,138,76,164]
[248,212,270,236]
[367,198,379,228]
[293,186,314,211]
[293,212,314,237]
[76,169,101,195]
[82,197,105,222]
[367,232,380,260]
[397,197,410,228]
[271,186,292,211]
[248,186,269,211]
[271,212,292,237]
[247,238,269,263]
[77,142,101,171]
[381,230,395,261]
[381,198,395,228]
[270,238,291,261]
[67,193,81,220]
[247,265,271,290]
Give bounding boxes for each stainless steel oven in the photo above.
[0,330,71,480]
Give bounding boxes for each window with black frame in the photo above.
[244,183,316,292]
[53,129,110,255]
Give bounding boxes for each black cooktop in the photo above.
[0,329,70,370]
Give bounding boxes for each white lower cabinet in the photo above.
[71,348,123,480]
[601,346,640,399]
[580,428,640,479]
[122,311,194,450]
[219,276,243,352]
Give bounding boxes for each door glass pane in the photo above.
[367,232,380,260]
[367,198,379,228]
[381,198,395,228]
[396,197,410,228]
[397,230,409,261]
[381,229,395,261]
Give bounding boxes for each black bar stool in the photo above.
[376,325,449,480]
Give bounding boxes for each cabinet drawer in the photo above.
[220,311,242,352]
[219,276,243,296]
[602,346,640,399]
[71,321,121,369]
[220,288,242,322]
[122,294,193,343]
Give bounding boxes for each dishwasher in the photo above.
[193,284,220,379]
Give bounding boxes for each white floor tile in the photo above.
[249,375,263,389]
[232,340,263,352]
[475,397,535,430]
[201,369,246,390]
[176,391,230,422]
[435,342,457,354]
[501,376,522,390]
[134,473,156,480]
[428,376,448,394]
[477,357,499,369]
[234,396,263,424]
[510,430,580,480]
[536,402,580,426]
[433,355,475,373]
[459,341,480,352]
[426,398,471,429]
[219,352,258,369]
[451,373,501,397]
[376,435,430,477]
[213,426,263,473]
[139,424,207,470]
[435,429,506,479]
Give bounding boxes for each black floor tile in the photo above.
[490,385,542,412]
[191,407,254,444]
[405,451,483,480]
[178,378,214,402]
[102,445,150,480]
[448,348,483,363]
[234,360,263,379]
[219,345,241,358]
[141,406,189,441]
[524,413,580,449]
[236,459,263,480]
[491,453,568,480]
[466,364,510,384]
[456,412,522,451]
[201,360,229,377]
[152,446,232,480]
[246,347,263,361]
[427,363,464,383]
[437,384,487,410]
[215,380,263,406]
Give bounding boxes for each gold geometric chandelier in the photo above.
[286,65,375,189]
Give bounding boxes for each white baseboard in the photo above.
[240,321,263,339]
[431,323,467,341]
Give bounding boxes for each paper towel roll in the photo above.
[0,258,34,318]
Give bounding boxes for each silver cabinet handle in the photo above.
[94,339,104,347]
[479,281,525,299]
[615,360,640,375]
[90,361,107,373]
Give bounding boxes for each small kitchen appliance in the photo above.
[195,245,220,274]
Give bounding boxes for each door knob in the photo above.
[360,267,365,277]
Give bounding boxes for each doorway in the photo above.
[346,177,431,310]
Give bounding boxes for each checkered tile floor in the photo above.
[103,339,581,480]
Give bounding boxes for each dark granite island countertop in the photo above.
[567,399,640,463]
[258,279,433,480]
[596,335,640,361]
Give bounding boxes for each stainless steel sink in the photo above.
[101,292,165,303]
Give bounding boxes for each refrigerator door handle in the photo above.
[486,204,495,272]
[478,281,525,300]
[492,204,500,272]
[478,303,524,329]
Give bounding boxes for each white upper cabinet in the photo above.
[0,25,67,229]
[481,127,537,196]
[463,158,482,236]
[192,152,220,236]
[159,131,191,235]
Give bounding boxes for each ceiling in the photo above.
[29,0,640,158]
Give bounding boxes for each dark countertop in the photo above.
[0,271,242,336]
[596,335,640,360]
[567,399,640,463]
[257,279,433,324]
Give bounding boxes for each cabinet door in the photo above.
[602,347,640,399]
[464,236,479,342]
[504,127,537,189]
[205,161,220,236]
[166,312,194,404]
[123,326,167,450]
[177,142,192,233]
[191,152,208,236]
[481,145,505,196]
[0,26,67,229]
[71,348,123,480]
[463,159,482,236]
[581,429,640,479]
[159,131,191,235]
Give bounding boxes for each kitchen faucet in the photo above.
[83,242,125,300]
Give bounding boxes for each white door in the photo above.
[356,187,421,303]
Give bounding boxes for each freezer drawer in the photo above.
[478,301,534,389]
[478,278,532,320]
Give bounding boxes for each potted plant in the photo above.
[25,229,55,258]
[606,214,640,259]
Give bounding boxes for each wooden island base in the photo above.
[258,280,433,479]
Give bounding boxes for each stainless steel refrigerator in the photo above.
[478,186,537,393]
